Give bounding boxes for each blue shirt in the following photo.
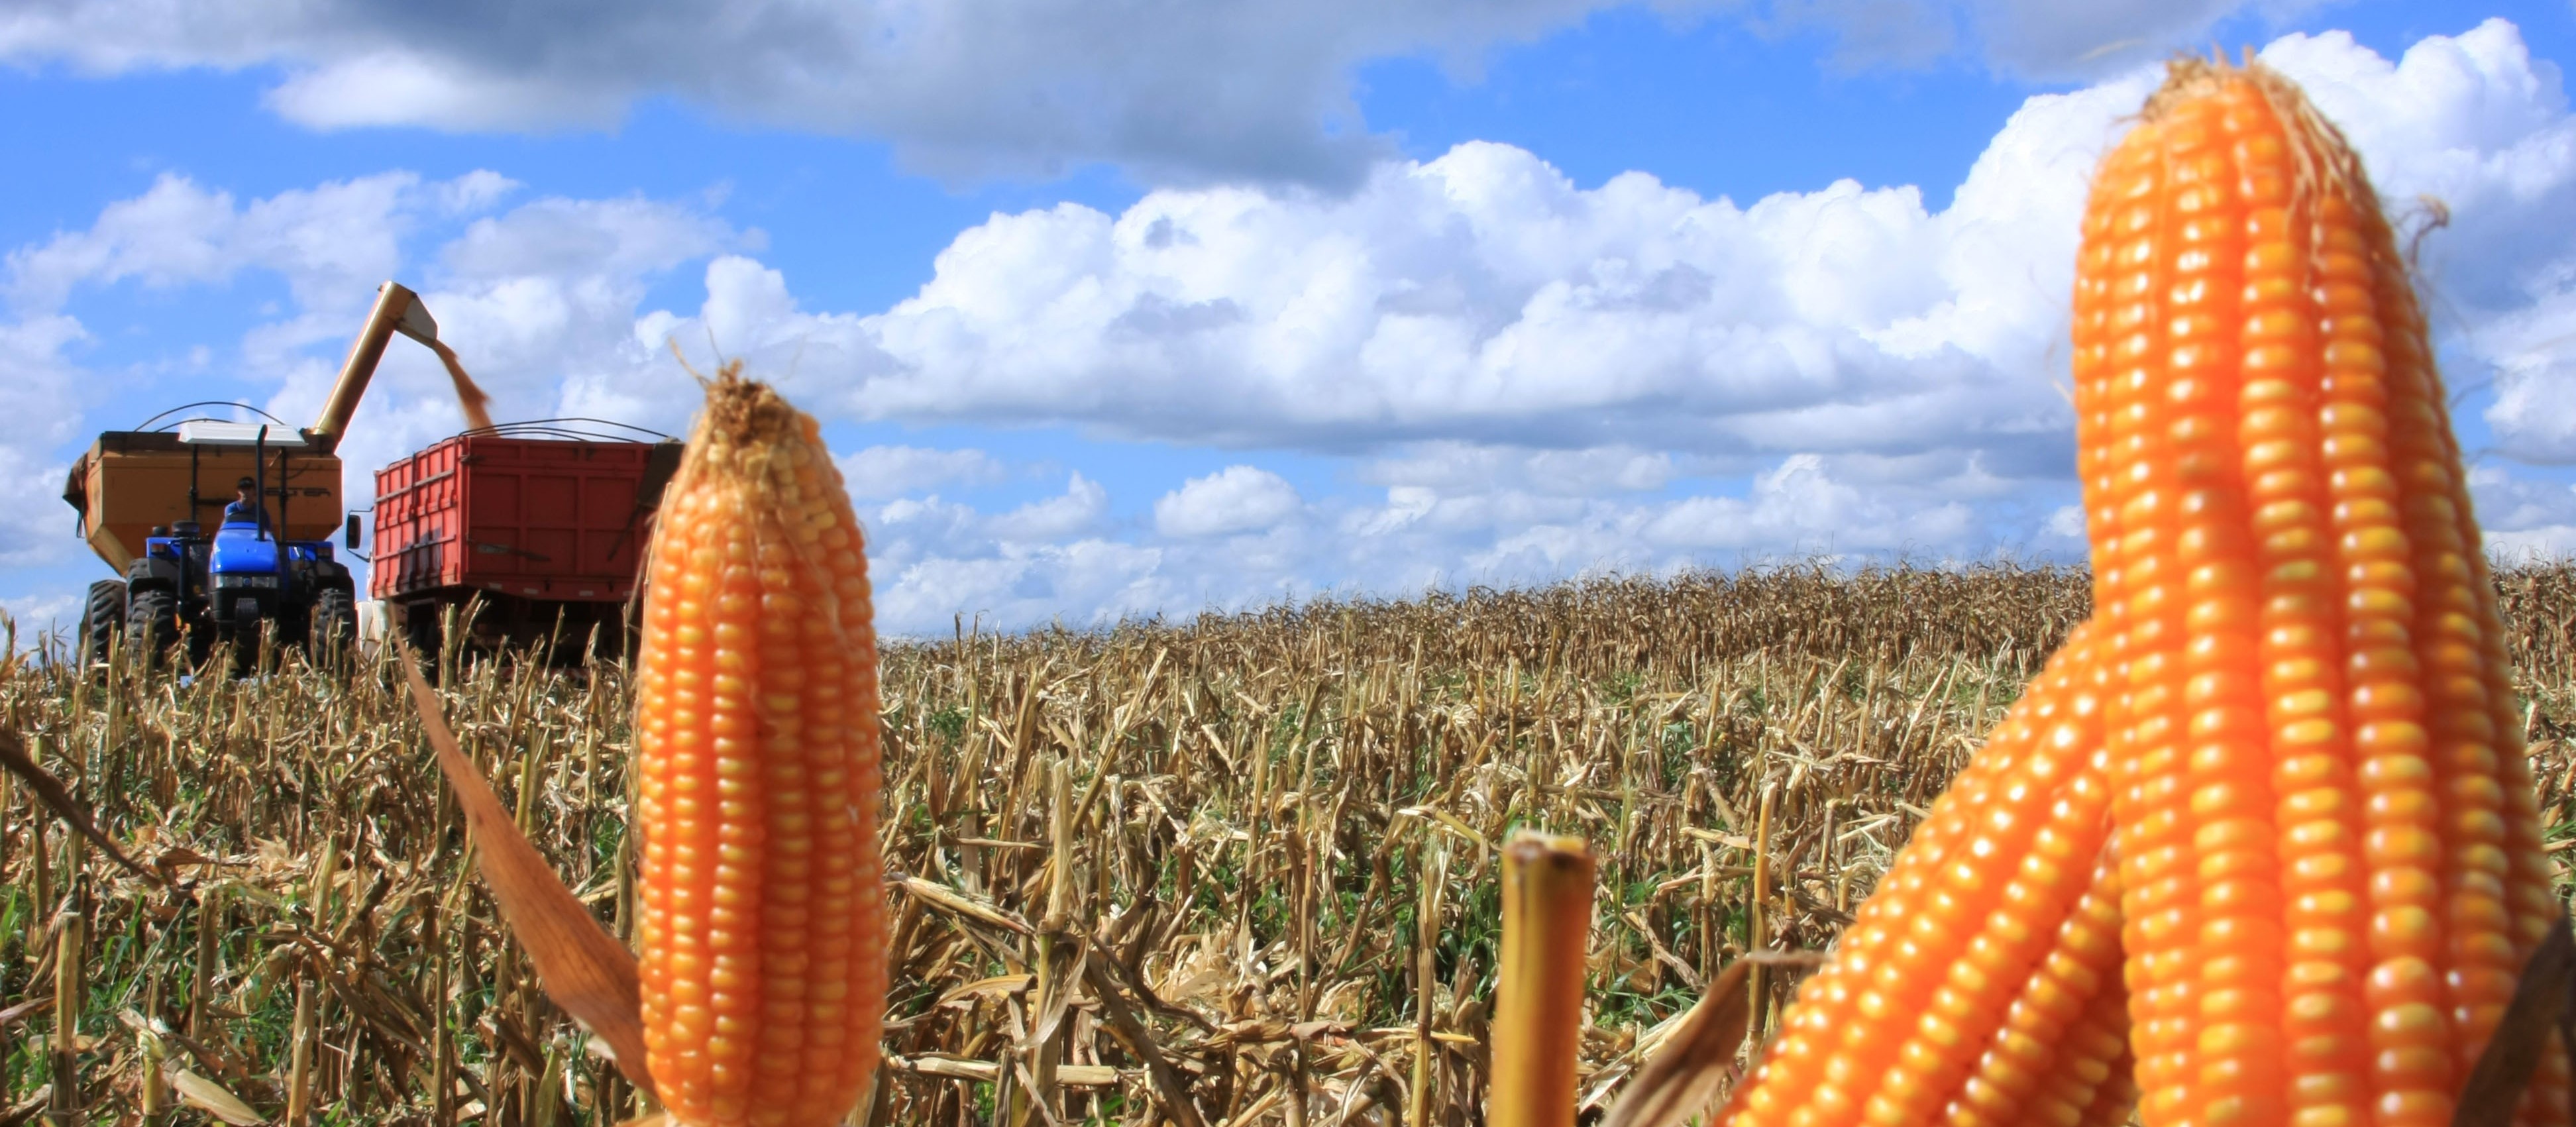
[223,500,270,527]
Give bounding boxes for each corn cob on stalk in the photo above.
[2070,58,2563,1127]
[635,364,888,1127]
[1719,621,2133,1127]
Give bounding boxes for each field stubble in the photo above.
[3,563,2573,1126]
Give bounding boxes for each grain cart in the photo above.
[64,282,442,667]
[368,421,682,663]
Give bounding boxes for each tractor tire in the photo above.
[77,580,127,669]
[309,588,357,666]
[126,587,182,669]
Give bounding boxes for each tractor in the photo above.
[66,282,443,669]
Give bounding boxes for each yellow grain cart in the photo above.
[61,282,441,667]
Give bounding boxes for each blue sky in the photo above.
[3,0,2573,637]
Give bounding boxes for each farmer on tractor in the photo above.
[223,476,271,530]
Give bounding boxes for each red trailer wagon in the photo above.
[367,420,683,661]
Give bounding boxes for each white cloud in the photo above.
[0,170,530,328]
[865,474,1169,633]
[871,537,1175,637]
[0,0,1688,185]
[649,79,2154,474]
[1363,441,1678,495]
[877,474,1110,553]
[827,437,2087,636]
[1338,448,2058,586]
[1,591,81,649]
[837,445,1008,500]
[9,17,2576,638]
[625,21,2569,475]
[2472,464,2576,562]
[0,0,2311,183]
[0,314,87,570]
[1155,466,1305,538]
[714,19,2576,631]
[1642,454,1973,553]
[987,474,1110,543]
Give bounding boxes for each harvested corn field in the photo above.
[2,562,2573,1125]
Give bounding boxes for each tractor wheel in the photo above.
[126,587,182,669]
[77,580,127,669]
[310,588,357,666]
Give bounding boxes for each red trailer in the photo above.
[368,422,682,659]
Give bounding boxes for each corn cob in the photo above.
[635,364,888,1127]
[2076,1045,2143,1127]
[1945,855,2129,1127]
[1719,622,2131,1127]
[2070,58,2563,1127]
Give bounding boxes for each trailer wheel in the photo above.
[311,588,357,665]
[77,580,127,668]
[401,602,445,667]
[127,587,181,669]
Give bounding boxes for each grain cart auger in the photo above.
[63,281,441,669]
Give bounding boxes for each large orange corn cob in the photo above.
[635,364,888,1127]
[2070,58,2563,1127]
[1946,857,2130,1127]
[1720,622,2133,1127]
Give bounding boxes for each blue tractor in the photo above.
[116,456,361,668]
[68,282,440,669]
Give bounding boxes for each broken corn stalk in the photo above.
[2071,58,2563,1127]
[635,362,888,1127]
[1490,831,1599,1127]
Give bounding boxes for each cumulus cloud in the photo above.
[686,19,2576,627]
[837,445,1008,500]
[2472,465,2576,563]
[1346,446,2065,580]
[866,474,1170,631]
[0,591,82,646]
[833,441,2089,635]
[875,474,1110,553]
[639,20,2571,468]
[987,474,1112,543]
[0,315,86,570]
[1155,466,1305,538]
[0,0,1680,185]
[1,170,490,319]
[1362,442,1678,495]
[0,0,2304,182]
[10,17,2576,635]
[647,78,2157,472]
